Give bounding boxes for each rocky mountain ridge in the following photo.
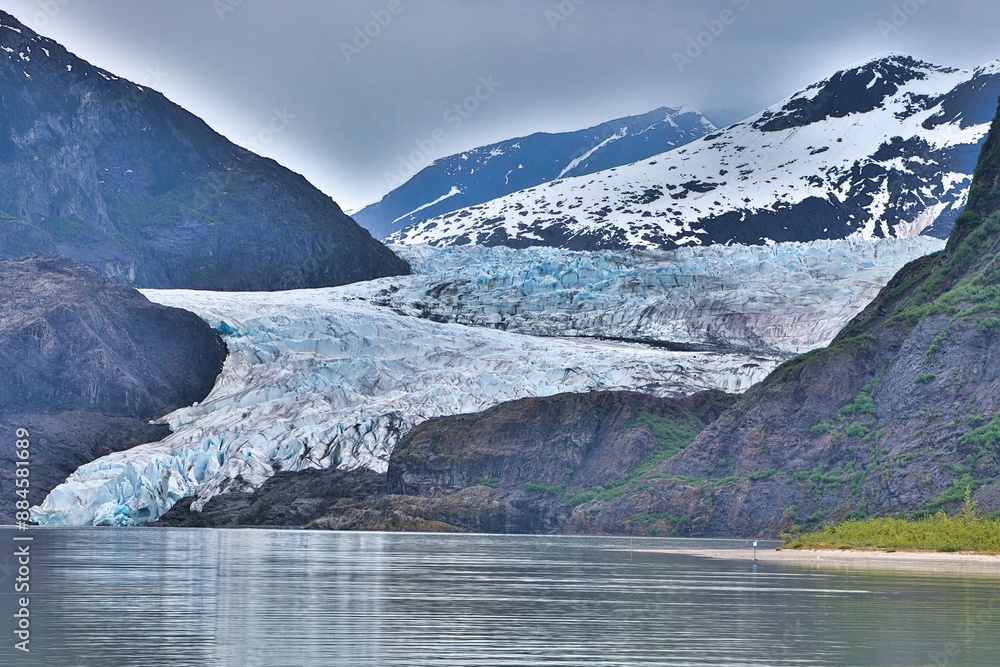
[353,106,715,240]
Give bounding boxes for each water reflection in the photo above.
[0,529,997,666]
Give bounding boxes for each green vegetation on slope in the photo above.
[550,411,703,507]
[840,101,1000,340]
[960,411,1000,455]
[633,411,701,462]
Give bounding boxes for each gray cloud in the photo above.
[1,0,998,210]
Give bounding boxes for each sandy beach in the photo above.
[633,546,1000,574]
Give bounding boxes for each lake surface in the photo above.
[1,529,998,666]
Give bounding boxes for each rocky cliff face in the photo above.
[0,255,226,523]
[0,12,407,289]
[289,391,733,534]
[567,102,1000,537]
[152,467,386,528]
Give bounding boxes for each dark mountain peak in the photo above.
[973,60,1000,77]
[754,53,954,133]
[0,9,407,289]
[854,52,953,75]
[354,106,714,239]
[0,11,131,93]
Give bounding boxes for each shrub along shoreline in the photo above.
[784,492,1000,554]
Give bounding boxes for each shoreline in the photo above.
[635,546,1000,574]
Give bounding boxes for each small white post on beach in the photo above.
[753,540,758,561]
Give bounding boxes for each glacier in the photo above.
[363,237,945,355]
[31,237,943,526]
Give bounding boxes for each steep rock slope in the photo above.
[153,467,387,528]
[0,255,226,523]
[393,56,1000,251]
[0,11,407,289]
[353,107,715,240]
[155,391,734,531]
[568,100,1000,537]
[341,391,733,533]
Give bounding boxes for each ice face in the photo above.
[373,237,945,355]
[31,237,942,526]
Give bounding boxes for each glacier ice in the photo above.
[374,237,945,355]
[31,237,943,526]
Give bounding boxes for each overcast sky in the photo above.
[1,0,999,210]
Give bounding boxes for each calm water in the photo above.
[1,529,998,666]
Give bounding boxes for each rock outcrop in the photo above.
[0,255,226,523]
[153,467,385,528]
[299,391,735,533]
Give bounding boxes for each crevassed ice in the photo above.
[377,237,945,355]
[31,238,942,526]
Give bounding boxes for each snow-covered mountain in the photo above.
[31,237,940,526]
[352,106,716,240]
[391,55,1000,250]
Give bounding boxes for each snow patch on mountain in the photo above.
[556,129,627,179]
[391,56,1000,250]
[353,106,716,240]
[392,186,462,225]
